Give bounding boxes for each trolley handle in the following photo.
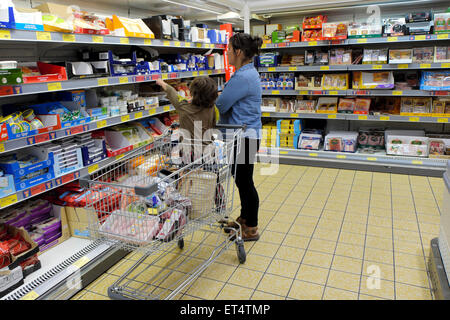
[134,184,159,197]
[215,124,247,131]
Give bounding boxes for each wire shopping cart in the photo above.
[80,124,246,300]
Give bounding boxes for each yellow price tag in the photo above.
[380,116,390,121]
[438,118,449,123]
[97,120,107,128]
[199,70,205,75]
[121,114,130,122]
[309,153,318,157]
[144,39,152,45]
[398,64,409,69]
[442,63,450,68]
[135,112,143,119]
[163,106,171,112]
[192,71,199,77]
[73,256,90,269]
[320,66,330,70]
[387,37,398,42]
[120,38,129,44]
[149,108,156,115]
[184,42,191,47]
[372,65,383,69]
[92,35,104,43]
[272,90,280,95]
[174,41,181,47]
[116,153,125,161]
[162,73,168,80]
[196,43,202,48]
[47,82,62,91]
[300,91,309,95]
[308,41,318,46]
[328,114,337,119]
[329,91,338,95]
[36,32,51,41]
[267,67,276,72]
[0,143,4,153]
[163,40,171,46]
[0,194,18,208]
[420,64,431,69]
[288,67,297,71]
[438,34,449,40]
[367,157,377,161]
[88,164,99,174]
[412,160,423,165]
[62,34,76,42]
[261,43,267,49]
[0,30,11,39]
[357,38,367,43]
[290,113,299,118]
[207,70,212,75]
[98,78,109,86]
[336,155,346,159]
[21,291,39,300]
[415,35,426,41]
[392,91,403,96]
[280,151,288,155]
[119,77,128,84]
[262,112,271,117]
[409,117,420,122]
[358,115,368,120]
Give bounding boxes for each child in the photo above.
[156,77,217,140]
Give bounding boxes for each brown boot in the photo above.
[224,216,246,233]
[241,226,260,242]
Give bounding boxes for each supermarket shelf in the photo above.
[1,69,226,98]
[258,62,450,73]
[261,34,450,49]
[262,89,449,97]
[257,147,447,176]
[0,28,225,50]
[0,138,157,211]
[1,238,127,300]
[0,105,175,155]
[261,111,450,123]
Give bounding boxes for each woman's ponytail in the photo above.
[230,33,263,60]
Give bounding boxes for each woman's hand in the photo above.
[156,79,167,90]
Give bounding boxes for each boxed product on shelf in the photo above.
[321,73,349,90]
[0,147,55,191]
[432,97,450,115]
[280,54,305,66]
[19,62,68,84]
[104,122,153,156]
[305,50,329,65]
[271,30,286,44]
[372,97,401,114]
[322,22,348,40]
[107,51,137,77]
[324,131,358,153]
[298,129,322,150]
[434,13,450,34]
[383,17,407,36]
[303,15,327,30]
[276,73,295,90]
[29,101,90,128]
[316,97,338,113]
[258,52,280,67]
[279,99,296,113]
[413,47,434,63]
[420,71,450,90]
[329,48,352,65]
[0,1,14,29]
[295,100,316,113]
[434,46,450,63]
[426,134,450,158]
[354,98,372,114]
[58,90,86,108]
[362,48,388,64]
[385,130,429,157]
[358,128,385,151]
[42,140,84,177]
[0,66,22,85]
[66,61,109,79]
[12,6,44,31]
[400,97,432,115]
[302,29,323,42]
[0,173,15,198]
[285,25,301,42]
[352,71,395,89]
[295,74,323,90]
[76,134,108,166]
[337,98,355,113]
[347,22,382,38]
[261,98,280,112]
[72,9,110,35]
[389,49,413,64]
[34,2,75,33]
[106,15,154,38]
[190,27,209,43]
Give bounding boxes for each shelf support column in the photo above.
[242,1,251,34]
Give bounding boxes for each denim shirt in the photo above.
[216,62,262,139]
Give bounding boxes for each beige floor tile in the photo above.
[302,250,334,269]
[325,202,347,212]
[320,210,345,222]
[277,203,302,215]
[265,220,292,233]
[367,225,393,239]
[395,266,430,288]
[362,260,395,281]
[395,283,433,300]
[394,239,424,256]
[267,259,300,278]
[79,291,109,300]
[186,278,225,300]
[365,235,394,251]
[419,222,440,235]
[295,215,320,226]
[289,224,315,237]
[317,218,342,230]
[249,242,280,258]
[275,246,305,263]
[358,294,388,300]
[272,212,297,224]
[282,234,310,249]
[216,284,253,300]
[201,263,237,283]
[308,238,337,254]
[359,277,395,300]
[346,205,370,216]
[299,206,323,217]
[326,270,360,293]
[260,230,286,245]
[393,229,422,243]
[344,214,368,225]
[417,213,440,225]
[251,290,285,300]
[335,242,364,260]
[228,268,264,289]
[394,252,427,271]
[296,264,329,285]
[313,227,340,242]
[323,287,358,300]
[341,221,366,235]
[88,274,120,295]
[364,247,394,265]
[339,232,366,246]
[240,254,272,273]
[256,274,293,297]
[288,280,324,300]
[331,255,363,275]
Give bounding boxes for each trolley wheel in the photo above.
[236,241,246,264]
[178,238,184,249]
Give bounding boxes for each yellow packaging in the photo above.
[106,15,154,38]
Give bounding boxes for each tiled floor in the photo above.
[72,164,442,300]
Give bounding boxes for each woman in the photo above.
[216,32,263,242]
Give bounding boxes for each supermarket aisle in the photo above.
[72,164,442,300]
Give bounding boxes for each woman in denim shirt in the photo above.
[216,33,262,241]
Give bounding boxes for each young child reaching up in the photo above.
[156,77,217,140]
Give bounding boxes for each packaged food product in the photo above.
[316,97,338,113]
[322,22,348,39]
[413,47,434,63]
[321,73,349,90]
[337,98,355,113]
[354,98,371,114]
[389,49,413,64]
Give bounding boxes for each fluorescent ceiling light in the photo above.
[217,11,242,20]
[160,0,223,15]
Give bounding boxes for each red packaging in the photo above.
[20,254,39,270]
[0,224,7,241]
[0,242,11,269]
[10,241,31,256]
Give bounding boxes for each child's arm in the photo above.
[156,79,184,110]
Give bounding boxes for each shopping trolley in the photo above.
[80,124,246,300]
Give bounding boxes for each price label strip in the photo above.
[0,30,11,40]
[62,34,76,42]
[0,194,18,209]
[36,32,51,41]
[47,82,62,91]
[88,164,99,174]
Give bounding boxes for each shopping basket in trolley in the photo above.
[79,125,246,300]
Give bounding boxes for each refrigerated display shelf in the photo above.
[262,89,449,97]
[0,105,174,155]
[0,69,226,98]
[261,111,450,123]
[261,33,450,49]
[0,28,226,50]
